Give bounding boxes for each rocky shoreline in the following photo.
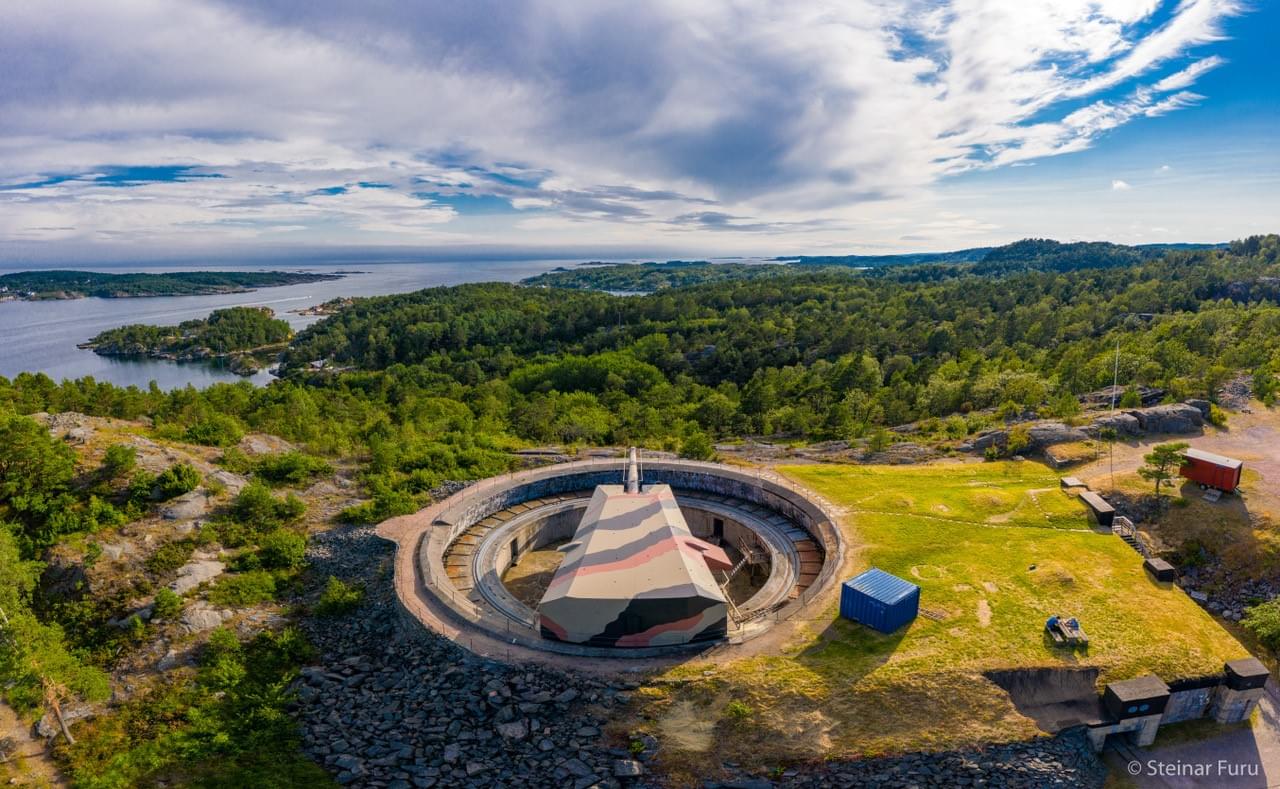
[295,526,1107,788]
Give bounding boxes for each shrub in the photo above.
[207,570,277,607]
[154,463,201,501]
[253,451,333,486]
[217,446,253,473]
[145,540,196,575]
[152,587,183,620]
[258,530,306,570]
[229,481,305,533]
[1243,600,1280,652]
[101,444,137,478]
[679,430,714,460]
[128,470,157,503]
[1208,403,1229,427]
[184,414,245,447]
[315,576,364,617]
[724,700,754,721]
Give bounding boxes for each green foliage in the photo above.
[101,444,137,478]
[0,270,335,300]
[88,306,293,357]
[723,700,755,721]
[0,524,110,721]
[315,576,364,617]
[60,626,328,788]
[152,587,183,621]
[154,462,201,500]
[1119,388,1143,408]
[679,430,715,460]
[1208,403,1229,427]
[252,451,333,486]
[207,570,277,607]
[1243,600,1280,653]
[1007,425,1031,456]
[1139,442,1191,499]
[225,482,305,541]
[257,530,306,570]
[184,413,245,447]
[145,540,196,576]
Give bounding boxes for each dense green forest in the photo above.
[0,269,339,300]
[1,236,1277,528]
[84,306,293,357]
[523,260,788,291]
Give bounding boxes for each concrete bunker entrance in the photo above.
[985,667,1105,732]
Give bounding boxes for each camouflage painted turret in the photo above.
[538,448,732,647]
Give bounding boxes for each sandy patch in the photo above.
[977,599,992,627]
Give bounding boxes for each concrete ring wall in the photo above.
[470,494,796,630]
[377,457,845,659]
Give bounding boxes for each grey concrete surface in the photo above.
[1105,682,1280,788]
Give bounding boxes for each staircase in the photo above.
[1112,516,1151,559]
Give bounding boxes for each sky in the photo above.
[1,0,1276,263]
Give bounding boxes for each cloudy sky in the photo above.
[1,0,1276,262]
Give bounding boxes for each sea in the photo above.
[0,260,572,390]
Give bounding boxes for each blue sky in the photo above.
[0,0,1275,262]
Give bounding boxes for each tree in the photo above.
[1139,442,1189,501]
[0,524,108,744]
[101,444,137,478]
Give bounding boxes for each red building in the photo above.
[1180,448,1243,493]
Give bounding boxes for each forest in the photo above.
[85,306,293,357]
[1,236,1278,528]
[0,270,339,300]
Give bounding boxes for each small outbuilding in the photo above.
[1143,557,1177,583]
[1180,448,1243,493]
[1103,675,1170,720]
[840,568,919,634]
[1078,491,1116,529]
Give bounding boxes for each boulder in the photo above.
[971,430,1007,450]
[181,603,225,633]
[171,559,225,594]
[1130,403,1203,434]
[161,490,209,521]
[1185,399,1212,420]
[1025,422,1089,449]
[208,470,248,494]
[1086,412,1141,437]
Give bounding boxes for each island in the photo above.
[79,306,293,375]
[0,269,342,301]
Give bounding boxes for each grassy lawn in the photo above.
[625,461,1249,777]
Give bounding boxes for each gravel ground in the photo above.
[297,526,1106,788]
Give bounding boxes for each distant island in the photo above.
[79,306,292,375]
[0,269,342,301]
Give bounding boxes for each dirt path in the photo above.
[0,702,64,787]
[1074,402,1280,519]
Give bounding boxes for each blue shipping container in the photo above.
[840,568,919,633]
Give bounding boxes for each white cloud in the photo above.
[1112,179,1134,190]
[0,0,1249,253]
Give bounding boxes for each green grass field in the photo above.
[626,461,1249,775]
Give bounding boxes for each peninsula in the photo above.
[0,269,341,301]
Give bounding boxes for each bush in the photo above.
[184,414,245,447]
[229,481,306,534]
[315,576,364,617]
[1208,403,1229,427]
[154,462,201,500]
[101,444,137,478]
[207,570,277,607]
[152,587,183,620]
[253,452,333,486]
[1243,600,1280,652]
[145,540,196,575]
[258,530,306,570]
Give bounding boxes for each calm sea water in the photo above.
[0,260,571,390]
